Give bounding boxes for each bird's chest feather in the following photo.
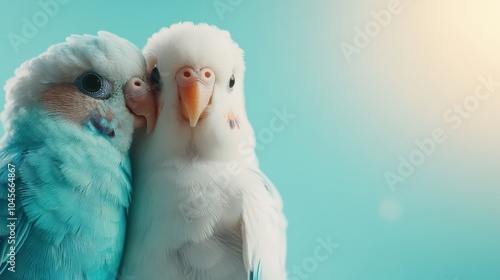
[139,159,244,247]
[20,137,131,246]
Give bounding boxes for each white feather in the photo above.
[122,22,287,280]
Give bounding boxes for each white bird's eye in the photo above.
[151,66,162,89]
[228,75,235,92]
[73,71,112,99]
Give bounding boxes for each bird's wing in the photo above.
[241,169,287,280]
[0,151,32,274]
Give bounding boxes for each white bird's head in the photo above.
[143,22,256,160]
[2,31,157,152]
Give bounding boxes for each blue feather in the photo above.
[249,260,262,280]
[0,30,144,280]
[0,112,132,280]
[0,152,30,275]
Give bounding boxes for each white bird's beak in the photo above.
[176,67,215,127]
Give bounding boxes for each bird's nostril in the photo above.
[184,71,191,78]
[204,72,211,78]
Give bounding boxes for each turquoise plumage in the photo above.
[249,261,261,280]
[0,32,155,280]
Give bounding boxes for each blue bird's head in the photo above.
[2,31,157,152]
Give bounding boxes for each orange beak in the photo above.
[178,82,213,127]
[176,67,215,127]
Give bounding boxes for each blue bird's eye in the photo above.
[74,71,112,99]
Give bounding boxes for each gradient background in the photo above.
[1,0,500,279]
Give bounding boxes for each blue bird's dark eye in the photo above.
[74,71,112,99]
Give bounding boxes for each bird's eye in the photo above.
[151,66,162,89]
[228,75,235,92]
[73,71,112,99]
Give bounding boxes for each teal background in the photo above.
[1,0,500,279]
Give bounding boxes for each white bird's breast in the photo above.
[133,158,246,250]
[126,157,249,279]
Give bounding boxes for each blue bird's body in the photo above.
[0,32,156,280]
[0,114,131,279]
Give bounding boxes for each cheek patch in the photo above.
[87,114,116,138]
[40,84,117,138]
[85,106,117,138]
[227,112,240,130]
[40,84,92,124]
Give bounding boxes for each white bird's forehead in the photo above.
[144,23,244,76]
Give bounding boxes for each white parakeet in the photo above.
[121,22,287,280]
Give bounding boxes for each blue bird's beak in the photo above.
[124,77,157,134]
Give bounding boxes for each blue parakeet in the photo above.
[121,22,287,280]
[0,32,156,280]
